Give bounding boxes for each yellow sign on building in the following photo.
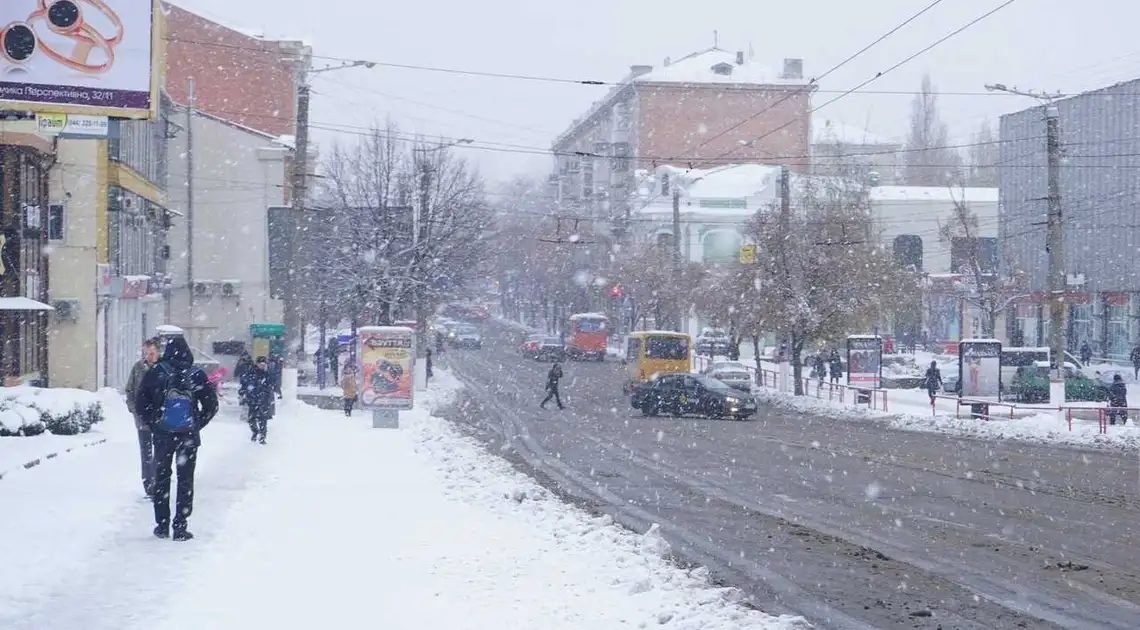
[738,244,755,264]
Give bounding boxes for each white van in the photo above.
[1000,347,1083,385]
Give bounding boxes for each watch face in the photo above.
[3,24,36,62]
[47,1,81,29]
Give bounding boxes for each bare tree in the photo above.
[750,175,920,394]
[904,74,963,186]
[695,265,766,359]
[316,122,492,336]
[966,120,998,187]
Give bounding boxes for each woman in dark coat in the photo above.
[241,356,276,444]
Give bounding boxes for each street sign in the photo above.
[738,244,755,264]
[36,114,108,138]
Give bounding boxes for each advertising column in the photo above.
[357,326,415,428]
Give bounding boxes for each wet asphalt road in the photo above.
[437,322,1140,629]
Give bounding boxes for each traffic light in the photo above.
[609,285,623,299]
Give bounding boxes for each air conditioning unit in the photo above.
[219,280,243,298]
[52,299,80,321]
[192,281,216,297]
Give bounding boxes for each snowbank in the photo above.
[410,370,807,629]
[0,386,104,437]
[751,386,1140,451]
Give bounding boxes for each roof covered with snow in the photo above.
[812,115,899,146]
[657,164,783,200]
[635,48,809,86]
[869,186,999,203]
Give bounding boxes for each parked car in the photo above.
[450,324,483,349]
[525,336,565,361]
[519,334,544,356]
[707,367,752,392]
[701,360,749,375]
[1009,362,1107,403]
[630,373,757,420]
[695,328,732,357]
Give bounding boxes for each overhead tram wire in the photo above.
[679,0,946,162]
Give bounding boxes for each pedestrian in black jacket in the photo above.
[924,361,943,405]
[1108,374,1128,426]
[241,356,276,443]
[135,336,219,542]
[540,362,565,410]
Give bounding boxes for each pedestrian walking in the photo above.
[924,361,943,406]
[426,348,433,382]
[135,336,218,541]
[1080,340,1093,367]
[540,361,565,410]
[813,355,826,382]
[242,356,276,443]
[1130,344,1140,380]
[828,351,843,385]
[1108,373,1129,426]
[268,353,284,399]
[125,338,161,498]
[340,366,358,417]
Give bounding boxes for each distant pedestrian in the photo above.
[125,338,161,498]
[242,356,276,443]
[268,353,284,399]
[1080,341,1093,366]
[426,349,433,382]
[135,336,218,541]
[1130,344,1140,380]
[828,351,842,385]
[924,361,943,405]
[340,366,358,417]
[540,361,565,410]
[1108,374,1128,426]
[813,355,826,381]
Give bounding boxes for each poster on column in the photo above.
[357,326,415,410]
[958,339,1002,398]
[846,335,882,389]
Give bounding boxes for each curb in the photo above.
[0,437,109,481]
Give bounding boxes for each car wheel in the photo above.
[642,402,658,417]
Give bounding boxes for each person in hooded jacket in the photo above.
[1107,373,1128,426]
[135,336,218,542]
[242,356,277,443]
[540,361,565,410]
[924,361,943,405]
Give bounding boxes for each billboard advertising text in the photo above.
[357,327,415,410]
[846,335,882,389]
[0,0,159,117]
[959,340,1002,398]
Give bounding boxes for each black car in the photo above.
[630,373,757,420]
[533,336,565,361]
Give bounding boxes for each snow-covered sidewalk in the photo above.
[0,371,804,630]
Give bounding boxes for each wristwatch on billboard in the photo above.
[27,0,123,74]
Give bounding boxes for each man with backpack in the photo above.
[135,336,219,542]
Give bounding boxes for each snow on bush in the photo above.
[0,387,104,437]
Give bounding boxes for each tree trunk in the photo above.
[791,333,805,396]
[752,334,762,374]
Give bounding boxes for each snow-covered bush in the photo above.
[0,387,104,437]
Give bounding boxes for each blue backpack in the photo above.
[157,364,196,433]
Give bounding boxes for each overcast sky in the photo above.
[173,0,1140,183]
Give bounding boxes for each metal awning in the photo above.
[0,297,54,311]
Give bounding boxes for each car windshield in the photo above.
[711,362,745,371]
[694,375,735,393]
[541,337,561,345]
[645,336,688,360]
[716,371,750,380]
[458,326,478,335]
[574,318,606,333]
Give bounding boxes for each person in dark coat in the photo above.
[241,356,276,443]
[135,336,218,542]
[1080,341,1093,367]
[813,355,826,381]
[828,351,843,385]
[268,353,284,399]
[425,349,433,382]
[1130,345,1140,380]
[540,361,565,410]
[234,351,254,384]
[125,338,161,498]
[1107,373,1128,426]
[924,361,943,405]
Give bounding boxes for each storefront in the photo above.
[103,275,165,390]
[0,145,52,384]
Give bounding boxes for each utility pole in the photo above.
[671,187,682,332]
[985,84,1066,411]
[281,59,375,387]
[186,78,195,335]
[778,165,794,394]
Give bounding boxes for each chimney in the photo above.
[663,56,671,66]
[735,51,745,65]
[781,58,804,80]
[630,65,653,78]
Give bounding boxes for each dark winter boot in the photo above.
[153,524,169,539]
[172,524,194,542]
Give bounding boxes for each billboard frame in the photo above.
[846,335,883,390]
[356,326,416,411]
[0,0,165,120]
[958,338,1003,400]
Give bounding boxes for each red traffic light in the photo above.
[609,285,623,298]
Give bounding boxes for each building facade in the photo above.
[811,115,904,184]
[999,78,1140,359]
[551,48,813,233]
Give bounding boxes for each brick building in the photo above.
[551,48,813,234]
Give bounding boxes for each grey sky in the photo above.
[174,0,1140,182]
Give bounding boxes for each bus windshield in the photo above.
[645,336,688,360]
[574,318,606,333]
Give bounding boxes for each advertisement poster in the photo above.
[0,0,158,116]
[846,335,882,389]
[959,339,1002,398]
[357,326,415,410]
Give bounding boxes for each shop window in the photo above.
[47,203,64,241]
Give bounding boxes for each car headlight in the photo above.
[725,397,739,405]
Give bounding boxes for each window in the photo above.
[660,173,670,196]
[656,232,674,251]
[645,336,688,360]
[892,234,923,271]
[711,63,733,76]
[47,203,64,241]
[701,230,743,264]
[950,236,998,275]
[612,142,630,172]
[573,318,606,333]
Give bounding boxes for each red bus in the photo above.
[566,313,608,361]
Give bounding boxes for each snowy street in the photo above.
[0,375,802,630]
[445,321,1140,629]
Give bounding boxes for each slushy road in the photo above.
[438,321,1140,629]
